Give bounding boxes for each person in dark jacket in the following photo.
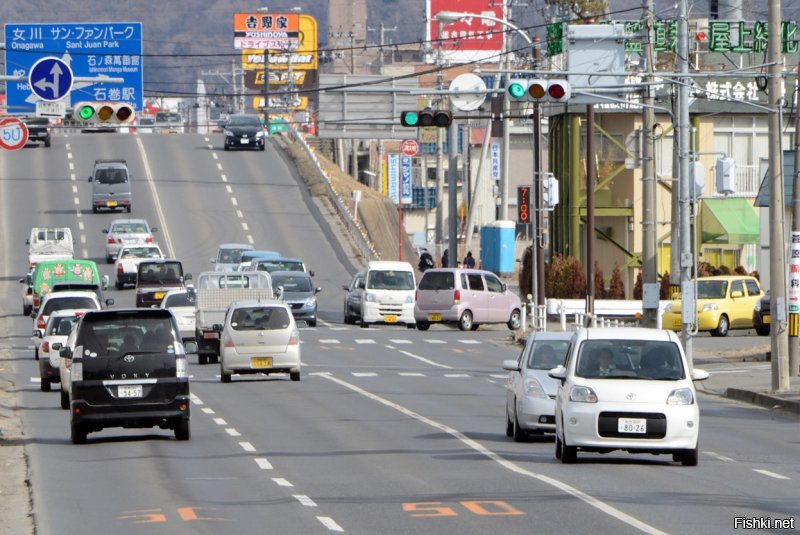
[441,249,449,268]
[463,251,475,268]
[418,252,435,272]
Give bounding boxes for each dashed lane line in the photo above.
[272,478,294,487]
[398,350,452,369]
[226,428,241,437]
[354,339,376,344]
[317,517,345,532]
[254,458,274,470]
[294,495,318,507]
[753,469,790,480]
[213,418,227,426]
[705,451,736,462]
[201,408,215,414]
[239,442,256,452]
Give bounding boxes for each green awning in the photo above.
[701,198,759,244]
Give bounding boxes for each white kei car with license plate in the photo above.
[551,327,709,466]
[115,244,164,289]
[215,300,301,383]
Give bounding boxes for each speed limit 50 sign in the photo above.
[0,118,29,151]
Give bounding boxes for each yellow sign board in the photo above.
[242,14,318,70]
[253,96,309,111]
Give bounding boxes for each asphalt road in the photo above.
[1,133,798,535]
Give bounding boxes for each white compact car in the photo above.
[551,327,709,466]
[159,289,197,342]
[35,310,83,393]
[503,331,573,440]
[102,219,158,264]
[33,291,111,359]
[115,244,164,289]
[216,300,300,383]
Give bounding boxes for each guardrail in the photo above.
[285,126,378,263]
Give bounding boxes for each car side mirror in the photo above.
[102,229,109,234]
[32,330,43,338]
[19,278,25,284]
[52,342,62,351]
[210,258,216,263]
[315,287,322,294]
[59,346,72,359]
[212,324,223,333]
[151,227,158,232]
[548,365,568,381]
[105,298,114,306]
[184,273,192,281]
[184,341,198,354]
[502,359,520,372]
[501,283,508,292]
[731,291,743,298]
[691,368,710,381]
[309,270,315,277]
[342,285,350,291]
[30,311,37,319]
[275,286,284,299]
[87,176,93,182]
[25,238,30,245]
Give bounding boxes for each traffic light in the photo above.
[72,102,136,124]
[400,109,452,128]
[505,79,571,104]
[542,174,560,208]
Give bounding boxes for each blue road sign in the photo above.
[4,23,143,112]
[29,57,73,101]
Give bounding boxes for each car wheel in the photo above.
[506,411,514,438]
[40,378,51,392]
[126,205,132,213]
[175,419,191,441]
[224,144,230,151]
[307,320,317,327]
[560,430,577,464]
[106,255,114,264]
[44,138,51,148]
[115,280,124,290]
[221,371,232,383]
[198,353,208,365]
[512,408,528,443]
[60,389,70,410]
[360,320,369,329]
[555,435,563,460]
[416,321,431,331]
[290,371,301,381]
[23,305,32,317]
[34,347,39,360]
[679,446,699,466]
[259,145,265,151]
[755,325,770,336]
[507,309,522,330]
[92,206,98,214]
[710,315,729,337]
[458,311,473,331]
[210,354,219,364]
[70,419,87,445]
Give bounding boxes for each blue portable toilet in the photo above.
[479,220,516,276]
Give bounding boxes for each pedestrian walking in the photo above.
[463,251,475,268]
[441,249,449,268]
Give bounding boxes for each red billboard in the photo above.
[427,0,505,63]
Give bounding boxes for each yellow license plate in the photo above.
[251,357,273,369]
[428,313,442,321]
[384,315,398,323]
[106,201,117,207]
[763,314,771,324]
[154,292,165,300]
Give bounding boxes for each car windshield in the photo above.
[256,260,304,273]
[367,270,415,291]
[165,293,195,307]
[526,340,570,370]
[138,262,183,283]
[419,271,455,291]
[95,169,128,185]
[217,248,249,264]
[112,223,148,234]
[139,118,155,125]
[46,315,79,336]
[272,275,312,292]
[156,112,181,123]
[42,297,97,315]
[230,306,291,331]
[77,316,176,356]
[241,251,280,262]
[576,340,685,380]
[228,115,262,127]
[696,280,728,299]
[121,247,161,259]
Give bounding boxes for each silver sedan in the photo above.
[102,219,158,263]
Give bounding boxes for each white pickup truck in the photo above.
[192,271,274,365]
[114,244,164,289]
[28,227,73,268]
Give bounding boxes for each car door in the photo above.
[464,273,489,322]
[728,279,749,328]
[348,274,365,318]
[743,278,763,327]
[483,273,507,323]
[507,337,530,414]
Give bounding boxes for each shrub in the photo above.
[594,262,606,299]
[633,271,643,299]
[608,264,625,299]
[659,271,671,299]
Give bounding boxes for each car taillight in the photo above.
[288,329,299,346]
[145,236,153,243]
[117,264,123,274]
[41,341,50,352]
[107,237,115,244]
[33,294,39,307]
[224,336,235,348]
[36,316,46,329]
[176,357,187,378]
[454,289,461,304]
[72,360,83,381]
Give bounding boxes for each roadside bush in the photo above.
[594,262,606,299]
[608,264,625,299]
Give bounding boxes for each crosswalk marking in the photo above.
[352,372,377,377]
[319,339,340,344]
[459,340,481,344]
[444,374,471,378]
[355,339,376,344]
[425,339,446,344]
[389,339,413,344]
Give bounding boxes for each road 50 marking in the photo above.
[117,507,228,523]
[403,500,524,517]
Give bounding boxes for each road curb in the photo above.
[725,388,800,415]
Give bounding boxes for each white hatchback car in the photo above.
[102,219,158,263]
[503,332,573,441]
[216,300,301,383]
[159,288,197,342]
[551,328,709,466]
[35,310,83,393]
[33,291,111,359]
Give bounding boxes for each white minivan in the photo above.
[357,261,416,328]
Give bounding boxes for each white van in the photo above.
[359,261,416,328]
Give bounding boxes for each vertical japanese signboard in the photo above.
[790,231,800,314]
[388,154,400,204]
[426,0,505,63]
[4,23,143,112]
[400,155,413,205]
[490,141,501,182]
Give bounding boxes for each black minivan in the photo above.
[60,309,196,444]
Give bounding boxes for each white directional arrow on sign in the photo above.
[33,61,64,95]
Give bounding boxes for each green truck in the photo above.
[29,259,108,311]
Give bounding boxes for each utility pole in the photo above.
[263,48,270,131]
[767,0,791,390]
[435,31,445,255]
[585,104,596,323]
[499,0,512,220]
[367,23,397,75]
[532,40,544,310]
[792,64,800,376]
[448,99,459,269]
[641,0,658,327]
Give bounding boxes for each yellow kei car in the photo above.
[661,275,764,337]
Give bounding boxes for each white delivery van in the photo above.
[360,261,416,328]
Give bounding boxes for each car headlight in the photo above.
[569,385,597,403]
[702,303,718,312]
[305,296,317,307]
[667,388,694,405]
[523,378,547,398]
[405,295,414,304]
[366,293,377,302]
[224,129,233,137]
[664,303,672,312]
[754,300,761,312]
[256,131,264,138]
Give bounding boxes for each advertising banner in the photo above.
[234,13,300,50]
[401,155,413,205]
[426,0,505,63]
[388,154,400,204]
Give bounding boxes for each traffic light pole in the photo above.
[447,99,459,269]
[263,48,270,132]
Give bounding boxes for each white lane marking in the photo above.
[236,209,243,218]
[254,458,273,470]
[240,442,256,452]
[398,350,452,369]
[355,339,375,344]
[242,222,249,231]
[318,374,668,535]
[294,495,317,507]
[221,174,228,182]
[489,374,508,379]
[319,339,340,344]
[225,184,232,193]
[70,173,76,181]
[459,340,481,344]
[753,469,791,480]
[213,418,227,426]
[66,143,71,150]
[190,394,203,405]
[231,197,238,206]
[204,137,210,142]
[399,372,425,377]
[30,377,41,383]
[76,210,81,218]
[201,408,215,414]
[207,145,213,150]
[389,339,412,344]
[385,345,395,350]
[217,162,223,171]
[136,137,176,258]
[72,185,78,193]
[212,153,218,160]
[704,451,735,462]
[67,153,73,160]
[247,235,254,244]
[80,235,86,244]
[226,428,241,437]
[272,478,294,487]
[425,339,446,344]
[82,248,88,257]
[78,221,84,230]
[317,517,344,532]
[352,372,377,377]
[444,374,471,378]
[69,162,74,170]
[73,197,79,205]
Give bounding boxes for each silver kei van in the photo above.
[88,159,132,213]
[414,268,522,331]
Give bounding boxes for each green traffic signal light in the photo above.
[401,111,420,127]
[507,80,527,100]
[78,105,94,120]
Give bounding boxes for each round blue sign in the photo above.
[28,57,74,102]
